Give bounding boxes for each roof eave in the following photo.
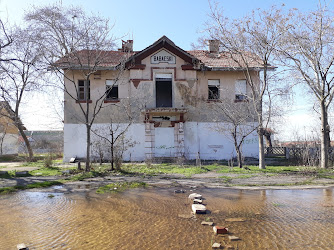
[48,65,119,71]
[207,66,277,71]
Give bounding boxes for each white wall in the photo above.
[183,122,259,160]
[0,133,19,155]
[63,123,146,162]
[63,122,259,162]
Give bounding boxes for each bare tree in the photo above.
[91,100,134,170]
[212,99,257,168]
[25,4,129,171]
[280,3,334,168]
[204,4,290,169]
[0,27,43,161]
[0,19,13,60]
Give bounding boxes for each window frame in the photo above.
[105,79,119,100]
[77,80,90,101]
[235,79,247,101]
[208,79,220,100]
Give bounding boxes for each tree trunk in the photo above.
[111,131,114,171]
[18,125,33,161]
[258,128,266,169]
[85,124,91,172]
[236,146,243,168]
[320,101,329,168]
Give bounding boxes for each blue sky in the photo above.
[0,0,328,140]
[1,0,325,50]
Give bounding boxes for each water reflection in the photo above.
[0,188,334,249]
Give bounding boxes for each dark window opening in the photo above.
[106,86,118,99]
[156,80,172,107]
[208,86,219,100]
[78,80,90,100]
[105,80,118,100]
[235,94,247,101]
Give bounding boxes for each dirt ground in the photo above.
[1,168,334,193]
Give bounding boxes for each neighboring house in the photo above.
[19,131,63,154]
[0,101,20,155]
[60,36,264,162]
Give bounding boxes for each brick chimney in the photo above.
[208,40,220,53]
[120,40,133,52]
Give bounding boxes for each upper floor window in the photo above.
[78,80,90,101]
[235,79,247,101]
[208,79,220,100]
[106,80,118,100]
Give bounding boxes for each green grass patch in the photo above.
[121,164,214,177]
[0,180,63,195]
[96,181,147,194]
[29,167,63,176]
[219,176,233,183]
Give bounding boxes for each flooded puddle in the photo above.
[1,188,334,249]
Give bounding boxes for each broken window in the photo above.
[235,80,247,101]
[156,74,172,107]
[105,80,118,100]
[78,80,90,101]
[208,79,220,100]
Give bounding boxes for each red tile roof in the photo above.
[187,50,268,69]
[55,50,135,68]
[55,49,271,70]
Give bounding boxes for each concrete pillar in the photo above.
[145,123,155,159]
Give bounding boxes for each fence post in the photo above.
[285,148,289,159]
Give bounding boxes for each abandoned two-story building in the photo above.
[61,36,261,162]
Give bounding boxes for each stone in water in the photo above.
[212,242,221,249]
[192,204,206,214]
[17,244,29,250]
[188,193,202,200]
[213,226,229,234]
[228,235,240,241]
[201,221,214,226]
[193,198,203,204]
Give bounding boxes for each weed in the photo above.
[220,176,233,183]
[96,181,147,194]
[44,154,53,168]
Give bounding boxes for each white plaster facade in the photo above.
[62,36,261,162]
[0,133,19,155]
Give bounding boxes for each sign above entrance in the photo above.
[151,50,176,64]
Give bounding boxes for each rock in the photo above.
[225,218,246,222]
[212,242,221,249]
[16,171,28,175]
[213,226,229,234]
[193,198,203,204]
[174,189,185,193]
[192,204,206,214]
[188,193,202,200]
[17,243,29,250]
[201,221,214,226]
[69,157,76,163]
[228,235,240,241]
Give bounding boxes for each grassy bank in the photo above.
[0,180,63,194]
